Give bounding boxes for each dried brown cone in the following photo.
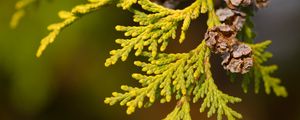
[205,24,238,54]
[216,8,246,31]
[224,0,270,9]
[255,0,269,8]
[224,0,252,9]
[205,24,253,74]
[221,44,253,74]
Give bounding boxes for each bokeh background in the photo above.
[0,0,299,120]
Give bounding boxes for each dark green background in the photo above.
[0,0,299,120]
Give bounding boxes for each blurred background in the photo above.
[0,0,299,120]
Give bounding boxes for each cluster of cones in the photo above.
[205,0,269,74]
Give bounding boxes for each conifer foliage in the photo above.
[11,0,287,119]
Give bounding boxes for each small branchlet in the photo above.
[247,41,288,97]
[36,0,113,57]
[193,50,242,120]
[10,0,38,29]
[163,96,192,120]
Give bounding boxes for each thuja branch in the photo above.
[10,0,288,119]
[105,41,209,115]
[105,0,206,66]
[105,40,243,119]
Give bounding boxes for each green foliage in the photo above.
[163,96,191,120]
[248,41,287,97]
[238,11,287,97]
[105,41,208,114]
[11,0,287,119]
[105,0,219,66]
[194,49,242,120]
[105,41,243,120]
